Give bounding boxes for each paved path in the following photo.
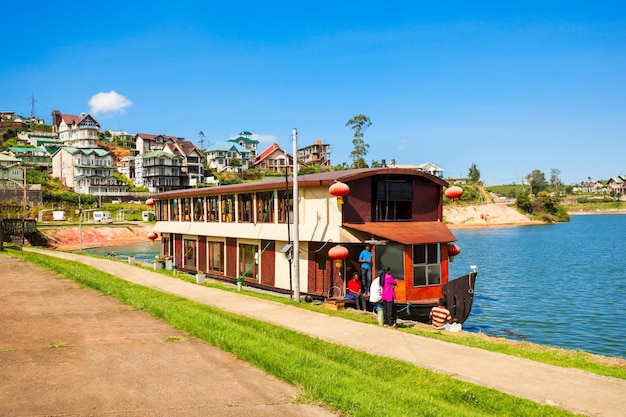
[22,248,626,416]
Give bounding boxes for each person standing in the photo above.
[358,244,373,295]
[381,267,397,327]
[346,271,367,311]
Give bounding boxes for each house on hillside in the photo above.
[51,147,126,196]
[163,140,205,186]
[205,141,251,173]
[228,131,259,158]
[253,144,294,173]
[134,151,187,193]
[51,110,100,148]
[0,153,24,189]
[7,147,51,172]
[297,139,331,168]
[582,180,605,193]
[134,133,179,155]
[607,175,626,195]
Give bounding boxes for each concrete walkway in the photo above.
[24,248,626,416]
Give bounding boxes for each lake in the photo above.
[449,213,626,358]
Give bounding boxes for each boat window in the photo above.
[207,196,219,222]
[238,193,253,223]
[375,242,405,281]
[412,244,441,286]
[182,198,191,221]
[256,191,275,223]
[193,197,204,221]
[207,241,224,273]
[277,191,293,224]
[374,179,413,221]
[222,195,234,222]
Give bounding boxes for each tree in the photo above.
[550,168,561,190]
[468,163,481,183]
[346,114,371,168]
[528,169,548,194]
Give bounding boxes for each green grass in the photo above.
[9,250,582,417]
[59,247,626,380]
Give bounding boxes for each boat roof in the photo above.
[153,168,448,199]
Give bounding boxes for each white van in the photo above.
[93,211,113,223]
[52,211,65,221]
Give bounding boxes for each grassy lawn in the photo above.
[7,249,585,417]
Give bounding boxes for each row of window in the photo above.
[156,191,293,224]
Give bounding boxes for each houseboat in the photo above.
[151,168,477,323]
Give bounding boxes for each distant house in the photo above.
[7,147,51,172]
[51,110,100,148]
[205,141,251,173]
[134,151,187,193]
[253,144,294,173]
[134,133,179,155]
[228,131,259,158]
[0,153,24,189]
[607,175,626,195]
[415,162,445,179]
[119,156,135,180]
[163,140,205,186]
[582,180,605,193]
[297,139,331,168]
[51,147,126,196]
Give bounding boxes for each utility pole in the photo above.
[292,128,300,302]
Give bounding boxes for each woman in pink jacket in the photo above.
[381,267,397,327]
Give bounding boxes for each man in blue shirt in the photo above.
[358,244,373,295]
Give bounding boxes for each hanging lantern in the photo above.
[444,186,464,202]
[146,198,156,207]
[329,181,350,206]
[447,243,461,262]
[147,231,158,245]
[328,244,349,268]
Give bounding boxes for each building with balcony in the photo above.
[297,139,331,168]
[134,150,187,193]
[51,147,126,195]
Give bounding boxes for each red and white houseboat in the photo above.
[150,168,477,323]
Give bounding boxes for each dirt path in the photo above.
[0,255,336,417]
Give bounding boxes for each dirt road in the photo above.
[0,255,336,417]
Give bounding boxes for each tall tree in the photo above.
[550,168,561,190]
[346,114,371,168]
[468,163,481,183]
[528,169,548,194]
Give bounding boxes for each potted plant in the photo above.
[153,255,164,270]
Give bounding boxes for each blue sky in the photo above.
[2,1,624,185]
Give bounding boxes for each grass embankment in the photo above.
[12,249,579,417]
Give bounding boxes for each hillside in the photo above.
[443,203,541,228]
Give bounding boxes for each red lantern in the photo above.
[447,243,461,262]
[328,244,349,268]
[146,198,156,206]
[329,181,350,206]
[147,231,158,245]
[445,186,464,201]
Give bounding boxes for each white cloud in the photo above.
[88,91,132,116]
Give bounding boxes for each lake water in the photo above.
[449,214,626,358]
[85,214,625,358]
